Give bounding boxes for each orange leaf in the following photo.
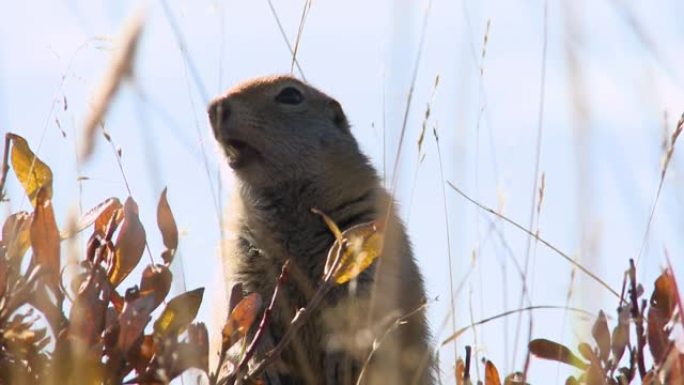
[157,187,178,264]
[8,133,53,206]
[73,197,122,236]
[325,221,383,284]
[222,292,262,351]
[109,197,146,287]
[484,360,501,385]
[153,287,204,338]
[30,188,61,289]
[2,211,32,267]
[456,358,465,385]
[648,270,678,364]
[528,339,588,370]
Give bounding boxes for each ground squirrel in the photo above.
[208,75,433,385]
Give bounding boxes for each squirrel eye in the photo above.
[275,87,303,105]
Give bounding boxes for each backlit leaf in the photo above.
[611,306,630,364]
[139,264,172,311]
[8,133,53,206]
[222,292,262,351]
[528,339,588,370]
[3,211,32,267]
[484,360,501,385]
[69,265,110,347]
[73,197,122,236]
[109,197,146,287]
[326,221,384,285]
[188,322,209,374]
[153,287,204,338]
[157,187,178,264]
[30,188,61,289]
[456,358,465,385]
[591,310,611,363]
[648,270,678,364]
[118,294,156,353]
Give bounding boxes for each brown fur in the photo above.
[209,75,433,385]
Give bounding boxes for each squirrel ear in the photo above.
[327,99,350,133]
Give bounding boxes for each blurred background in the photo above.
[1,0,683,382]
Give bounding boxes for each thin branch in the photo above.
[266,0,306,80]
[447,181,620,298]
[356,301,430,385]
[290,0,312,75]
[442,305,594,345]
[0,134,11,201]
[635,113,684,266]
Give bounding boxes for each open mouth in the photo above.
[223,139,260,169]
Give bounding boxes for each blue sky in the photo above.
[1,0,684,383]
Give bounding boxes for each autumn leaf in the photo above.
[3,211,32,268]
[109,197,146,287]
[118,294,156,353]
[139,263,172,311]
[611,306,630,364]
[484,360,501,385]
[188,322,209,374]
[71,197,122,237]
[30,188,61,289]
[69,265,110,348]
[157,187,178,264]
[222,292,262,351]
[648,270,678,364]
[591,310,611,363]
[528,339,588,370]
[325,221,384,284]
[8,133,53,206]
[153,287,204,338]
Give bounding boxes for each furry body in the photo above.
[209,75,433,385]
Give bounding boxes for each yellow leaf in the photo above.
[326,221,383,285]
[8,133,53,207]
[153,287,204,338]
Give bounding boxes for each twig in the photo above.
[355,301,429,385]
[442,305,593,345]
[627,259,647,378]
[447,181,620,298]
[290,0,312,75]
[518,0,549,378]
[266,0,306,80]
[635,113,684,266]
[0,134,11,201]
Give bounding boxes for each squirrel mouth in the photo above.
[223,139,260,169]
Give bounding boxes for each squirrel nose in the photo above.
[208,99,231,137]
